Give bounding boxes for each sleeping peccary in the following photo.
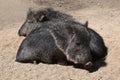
[18,8,107,61]
[16,19,93,68]
[46,20,107,68]
[16,8,107,69]
[16,28,69,65]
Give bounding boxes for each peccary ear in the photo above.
[83,21,88,28]
[27,8,49,22]
[38,15,49,22]
[48,29,68,53]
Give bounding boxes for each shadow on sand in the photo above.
[73,59,107,73]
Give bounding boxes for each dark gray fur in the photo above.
[39,19,108,62]
[17,8,107,68]
[88,28,107,60]
[18,8,107,61]
[16,28,70,65]
[18,8,73,36]
[16,19,93,68]
[43,20,93,68]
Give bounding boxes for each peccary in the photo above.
[45,20,93,68]
[17,8,107,68]
[16,28,69,65]
[47,21,107,62]
[18,8,73,36]
[41,20,107,67]
[18,8,107,61]
[38,20,107,61]
[16,19,93,68]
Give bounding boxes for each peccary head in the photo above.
[48,21,93,68]
[18,8,72,36]
[18,8,49,36]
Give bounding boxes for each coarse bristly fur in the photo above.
[16,28,72,65]
[17,8,108,69]
[18,8,73,36]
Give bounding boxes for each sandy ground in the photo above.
[0,0,120,80]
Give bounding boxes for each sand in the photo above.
[0,0,120,80]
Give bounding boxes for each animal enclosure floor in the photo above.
[0,0,120,80]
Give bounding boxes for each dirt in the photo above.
[0,0,120,80]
